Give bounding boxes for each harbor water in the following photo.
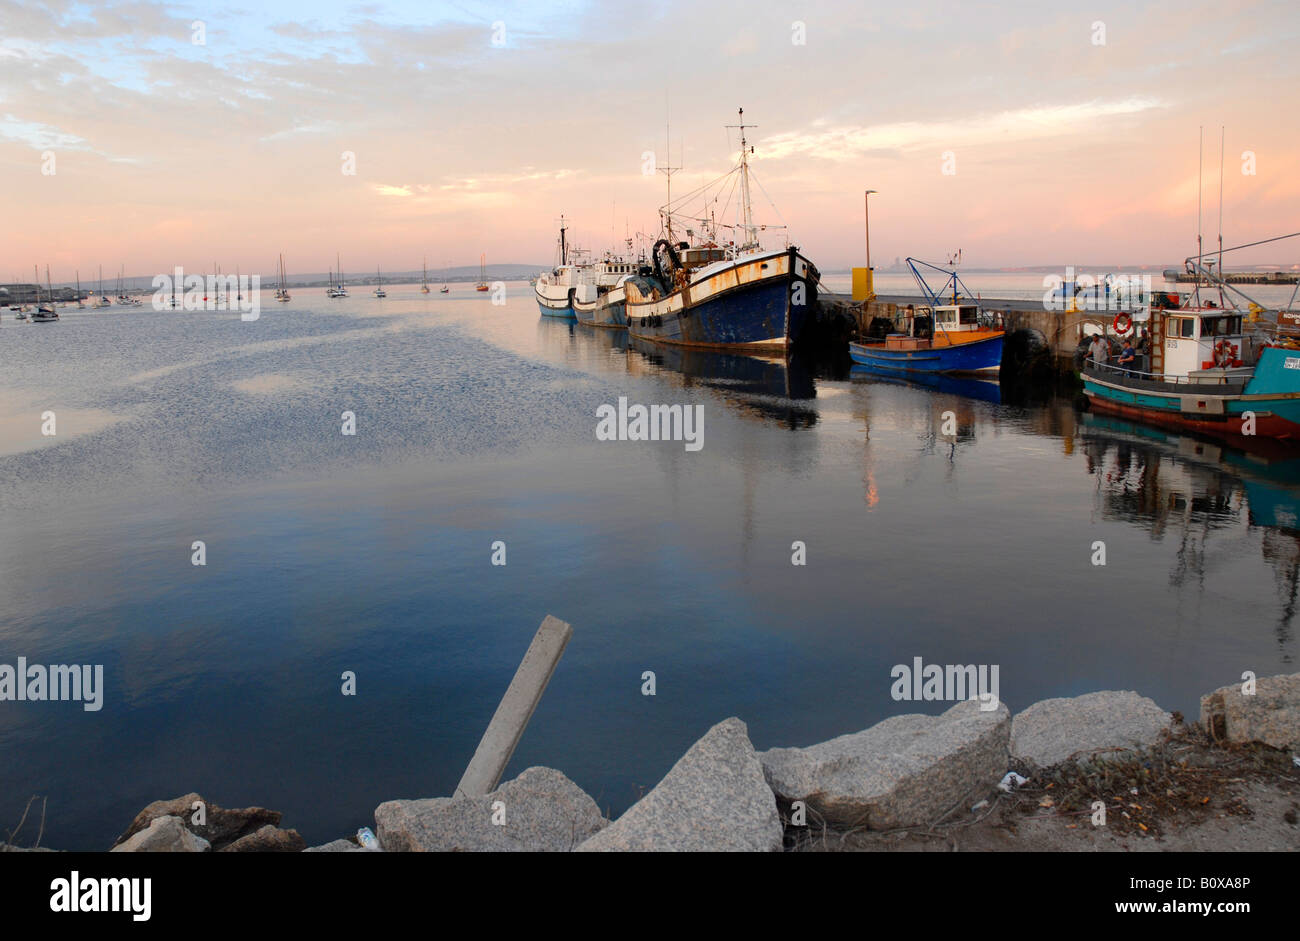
[1,280,1297,849]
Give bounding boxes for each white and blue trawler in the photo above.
[623,109,820,354]
[535,216,636,321]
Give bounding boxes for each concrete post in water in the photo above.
[454,615,573,798]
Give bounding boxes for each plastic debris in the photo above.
[998,772,1027,792]
[971,799,989,812]
[357,827,382,851]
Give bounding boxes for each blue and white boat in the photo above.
[537,217,639,321]
[1082,236,1300,443]
[624,109,821,354]
[849,258,1004,375]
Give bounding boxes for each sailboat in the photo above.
[374,266,386,298]
[421,258,431,294]
[76,271,84,308]
[475,254,489,291]
[440,263,450,293]
[32,265,59,321]
[277,254,291,302]
[94,265,111,307]
[328,253,348,297]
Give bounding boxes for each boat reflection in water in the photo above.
[1077,411,1300,652]
[849,363,1002,404]
[626,335,817,429]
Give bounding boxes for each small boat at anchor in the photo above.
[849,256,1004,375]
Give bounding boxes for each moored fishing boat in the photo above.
[624,109,820,354]
[1081,237,1300,442]
[535,218,585,318]
[848,256,1004,375]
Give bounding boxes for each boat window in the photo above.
[959,306,978,324]
[1170,317,1195,338]
[1201,316,1241,336]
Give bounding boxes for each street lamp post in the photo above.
[864,189,877,270]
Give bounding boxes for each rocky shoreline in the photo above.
[6,672,1297,853]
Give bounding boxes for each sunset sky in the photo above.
[3,0,1298,280]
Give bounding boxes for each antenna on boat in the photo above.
[1195,126,1204,306]
[657,111,682,241]
[1217,125,1225,306]
[555,213,568,266]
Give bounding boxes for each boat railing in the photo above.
[1083,359,1243,387]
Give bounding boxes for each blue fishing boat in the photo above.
[849,257,1003,375]
[1082,234,1300,443]
[624,109,820,354]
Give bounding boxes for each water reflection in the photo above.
[625,335,817,428]
[1078,412,1300,658]
[849,364,1002,404]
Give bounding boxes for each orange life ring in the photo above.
[1213,339,1237,367]
[1113,312,1133,334]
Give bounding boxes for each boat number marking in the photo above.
[1285,357,1300,370]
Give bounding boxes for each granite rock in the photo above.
[759,700,1011,830]
[375,766,606,852]
[1011,690,1173,769]
[577,717,782,852]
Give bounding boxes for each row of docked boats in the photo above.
[534,110,820,356]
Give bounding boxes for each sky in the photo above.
[2,0,1298,280]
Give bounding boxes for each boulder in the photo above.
[759,700,1010,830]
[1201,672,1300,750]
[303,839,366,853]
[110,815,210,853]
[112,792,281,851]
[577,717,782,852]
[1011,690,1173,769]
[218,824,306,852]
[375,766,606,852]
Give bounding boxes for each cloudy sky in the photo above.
[2,0,1297,279]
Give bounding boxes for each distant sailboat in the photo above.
[76,270,84,308]
[328,253,348,297]
[476,253,489,291]
[95,265,111,307]
[421,258,431,294]
[33,265,59,321]
[374,266,386,298]
[278,254,291,302]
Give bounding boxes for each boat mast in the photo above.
[727,108,758,250]
[559,213,568,266]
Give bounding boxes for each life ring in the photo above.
[1113,312,1133,334]
[1213,339,1237,367]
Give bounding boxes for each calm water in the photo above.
[2,282,1297,849]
